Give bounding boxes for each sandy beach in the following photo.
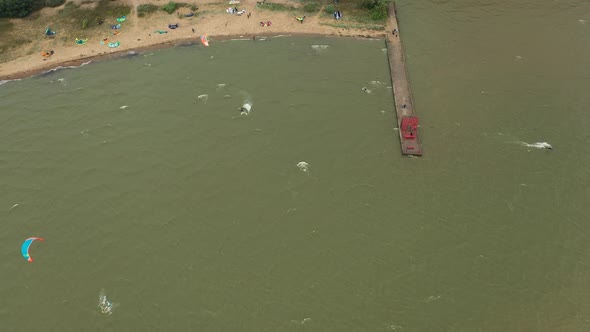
[0,0,388,81]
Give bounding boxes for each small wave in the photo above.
[198,94,209,102]
[41,60,92,76]
[311,45,329,51]
[579,19,588,24]
[0,79,21,87]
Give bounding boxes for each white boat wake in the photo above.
[519,141,552,150]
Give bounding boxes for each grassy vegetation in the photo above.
[57,0,130,31]
[160,1,193,15]
[256,2,298,12]
[161,1,177,14]
[301,1,319,13]
[0,18,14,33]
[137,3,158,17]
[320,21,385,31]
[319,0,387,26]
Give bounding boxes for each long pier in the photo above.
[386,2,423,156]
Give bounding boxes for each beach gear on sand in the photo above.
[116,16,126,23]
[108,42,120,48]
[154,30,168,34]
[41,50,54,57]
[259,21,271,27]
[45,27,56,36]
[185,12,195,17]
[296,16,305,23]
[168,23,179,29]
[75,38,88,45]
[200,35,209,47]
[111,24,121,29]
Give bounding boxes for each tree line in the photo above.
[0,0,65,18]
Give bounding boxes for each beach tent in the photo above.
[45,27,56,36]
[75,38,88,45]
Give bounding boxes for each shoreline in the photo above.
[0,0,391,82]
[0,32,384,82]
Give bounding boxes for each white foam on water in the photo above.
[0,79,21,87]
[579,19,588,24]
[240,102,252,115]
[311,44,329,51]
[519,141,552,150]
[297,161,309,172]
[97,289,117,315]
[119,105,128,109]
[361,87,372,94]
[43,60,92,75]
[217,83,226,88]
[198,94,209,102]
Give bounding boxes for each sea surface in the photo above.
[1,0,589,330]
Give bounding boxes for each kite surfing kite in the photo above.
[200,35,209,47]
[21,237,44,262]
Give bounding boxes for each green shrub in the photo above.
[81,17,87,28]
[324,4,334,14]
[359,0,376,10]
[302,2,318,13]
[161,1,177,14]
[189,4,196,11]
[0,0,34,18]
[369,1,387,20]
[137,3,157,17]
[45,0,64,7]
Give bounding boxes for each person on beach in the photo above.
[192,28,195,33]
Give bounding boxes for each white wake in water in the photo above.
[518,141,553,150]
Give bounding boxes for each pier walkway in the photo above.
[386,2,423,156]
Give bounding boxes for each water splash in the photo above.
[518,141,552,150]
[98,289,117,315]
[240,102,252,115]
[361,87,372,94]
[297,161,309,172]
